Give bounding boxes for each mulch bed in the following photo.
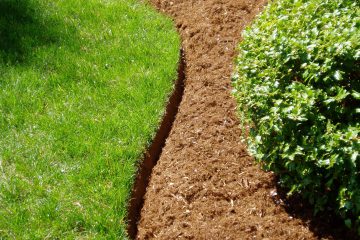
[136,0,354,239]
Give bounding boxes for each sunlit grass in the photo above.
[0,0,179,238]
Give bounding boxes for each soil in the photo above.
[135,0,356,239]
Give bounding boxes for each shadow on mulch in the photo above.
[275,180,359,240]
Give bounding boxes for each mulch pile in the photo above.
[137,0,353,239]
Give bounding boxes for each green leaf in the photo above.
[352,91,360,100]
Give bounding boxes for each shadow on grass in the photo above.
[0,0,70,64]
[274,179,359,240]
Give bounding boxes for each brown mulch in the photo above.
[136,0,353,239]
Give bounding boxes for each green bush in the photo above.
[232,0,360,231]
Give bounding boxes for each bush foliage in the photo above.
[233,0,360,231]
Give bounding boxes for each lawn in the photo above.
[0,0,180,238]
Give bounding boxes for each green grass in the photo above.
[0,0,180,238]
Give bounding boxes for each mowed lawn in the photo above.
[0,0,179,238]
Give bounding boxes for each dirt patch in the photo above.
[136,0,354,239]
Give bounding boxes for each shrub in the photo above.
[232,0,360,231]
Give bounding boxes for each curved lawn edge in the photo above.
[0,0,180,238]
[126,49,185,239]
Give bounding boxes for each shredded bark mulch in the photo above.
[136,0,355,239]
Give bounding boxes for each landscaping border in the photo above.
[132,0,356,239]
[127,50,186,239]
